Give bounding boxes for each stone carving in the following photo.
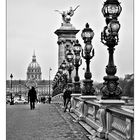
[96,107,106,138]
[70,96,76,112]
[126,118,131,140]
[55,5,80,24]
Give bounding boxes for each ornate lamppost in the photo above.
[19,79,21,99]
[10,74,14,105]
[59,60,67,90]
[101,0,123,100]
[81,23,95,96]
[48,68,52,103]
[73,40,82,93]
[65,49,74,87]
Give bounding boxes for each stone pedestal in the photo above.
[54,23,79,67]
[73,81,81,94]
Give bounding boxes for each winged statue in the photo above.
[55,5,80,24]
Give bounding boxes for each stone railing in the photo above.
[70,95,134,140]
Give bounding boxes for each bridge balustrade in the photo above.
[70,95,134,140]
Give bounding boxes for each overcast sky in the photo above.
[7,0,133,82]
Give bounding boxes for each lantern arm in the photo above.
[72,59,76,67]
[79,58,82,66]
[101,32,106,45]
[90,49,94,59]
[81,49,86,59]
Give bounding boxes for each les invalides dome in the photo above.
[27,52,42,81]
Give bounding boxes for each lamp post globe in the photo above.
[81,23,95,96]
[102,0,122,24]
[10,74,13,79]
[73,40,82,55]
[66,49,74,63]
[61,60,67,70]
[81,23,94,44]
[108,19,120,34]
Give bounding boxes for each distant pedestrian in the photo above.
[41,96,46,104]
[28,86,37,110]
[48,97,51,104]
[63,85,72,112]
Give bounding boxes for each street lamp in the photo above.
[19,79,21,99]
[81,23,95,96]
[59,60,67,89]
[65,49,74,86]
[102,0,122,24]
[48,68,52,103]
[101,0,122,99]
[73,40,82,93]
[61,60,67,71]
[10,74,14,105]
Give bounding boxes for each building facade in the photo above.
[6,53,52,98]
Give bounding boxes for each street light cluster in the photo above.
[101,0,122,99]
[52,0,122,99]
[52,23,95,96]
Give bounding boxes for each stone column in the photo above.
[54,23,79,68]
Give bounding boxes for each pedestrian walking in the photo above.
[63,85,72,112]
[28,86,37,110]
[48,96,51,104]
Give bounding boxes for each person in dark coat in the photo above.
[63,85,72,112]
[28,86,37,110]
[48,96,51,104]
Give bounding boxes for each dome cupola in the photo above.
[27,51,42,81]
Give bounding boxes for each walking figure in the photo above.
[28,86,37,110]
[63,85,72,112]
[48,96,51,104]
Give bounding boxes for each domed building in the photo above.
[6,52,52,100]
[27,52,42,81]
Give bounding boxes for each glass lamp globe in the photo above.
[58,68,63,74]
[66,50,74,62]
[108,20,120,34]
[81,23,94,42]
[102,0,122,20]
[73,40,82,54]
[10,74,13,79]
[85,44,93,53]
[61,60,66,69]
[75,55,81,61]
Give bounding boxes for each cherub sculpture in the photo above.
[55,5,80,24]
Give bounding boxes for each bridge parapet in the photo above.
[70,96,134,140]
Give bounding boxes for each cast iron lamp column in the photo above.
[48,68,52,103]
[57,65,64,93]
[73,40,82,93]
[65,49,74,87]
[81,23,95,96]
[10,74,14,105]
[19,79,21,99]
[101,0,122,99]
[59,60,67,90]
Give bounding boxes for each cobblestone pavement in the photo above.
[6,102,89,140]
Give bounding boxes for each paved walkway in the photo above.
[6,102,89,140]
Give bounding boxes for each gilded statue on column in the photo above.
[55,5,80,24]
